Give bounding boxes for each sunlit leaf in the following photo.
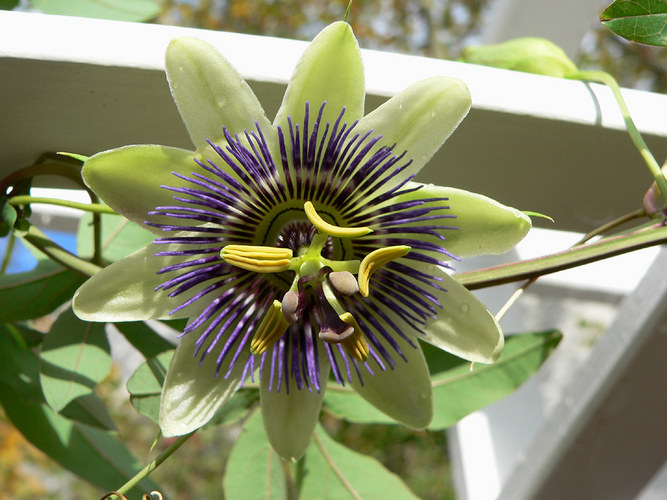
[324,331,561,428]
[428,330,561,429]
[601,0,667,47]
[223,410,286,500]
[300,424,419,499]
[31,0,161,22]
[0,382,159,495]
[127,350,173,423]
[0,259,86,321]
[40,308,111,412]
[0,329,151,492]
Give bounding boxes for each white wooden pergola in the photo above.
[1,2,666,498]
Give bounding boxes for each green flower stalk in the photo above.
[72,22,530,461]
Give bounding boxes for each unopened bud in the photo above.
[461,37,577,78]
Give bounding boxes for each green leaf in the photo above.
[1,326,115,430]
[0,259,87,321]
[77,212,154,264]
[601,0,667,47]
[0,328,150,491]
[127,350,173,423]
[0,0,20,10]
[428,330,561,429]
[324,331,561,428]
[30,0,161,22]
[0,323,44,402]
[11,322,46,348]
[1,323,115,434]
[114,321,175,359]
[0,198,17,236]
[223,410,287,500]
[59,392,118,431]
[300,424,419,499]
[40,308,111,413]
[0,382,160,495]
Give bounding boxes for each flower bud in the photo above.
[461,37,577,78]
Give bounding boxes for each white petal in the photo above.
[160,324,249,436]
[259,342,330,461]
[348,332,433,429]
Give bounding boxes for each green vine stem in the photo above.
[1,231,15,275]
[7,195,116,215]
[280,458,299,500]
[1,154,104,266]
[455,221,667,290]
[106,432,194,499]
[569,70,667,200]
[494,208,648,321]
[16,223,102,277]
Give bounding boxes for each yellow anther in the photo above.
[358,245,411,297]
[304,201,372,238]
[221,245,293,273]
[250,300,289,355]
[339,312,369,362]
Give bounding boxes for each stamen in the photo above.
[304,201,372,238]
[250,300,289,355]
[328,271,359,296]
[339,312,369,361]
[281,290,302,323]
[221,244,293,273]
[358,245,411,297]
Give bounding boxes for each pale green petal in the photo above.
[260,348,330,461]
[349,333,433,429]
[73,240,219,322]
[166,37,273,152]
[356,77,471,180]
[391,183,532,258]
[416,263,504,363]
[274,21,365,132]
[160,329,248,437]
[82,145,199,235]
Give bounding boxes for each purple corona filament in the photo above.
[147,102,458,393]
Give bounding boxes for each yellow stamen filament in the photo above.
[358,245,411,297]
[250,300,289,355]
[339,312,369,361]
[221,245,293,273]
[304,201,372,238]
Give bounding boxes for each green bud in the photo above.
[461,37,578,78]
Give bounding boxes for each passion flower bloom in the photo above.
[73,22,530,460]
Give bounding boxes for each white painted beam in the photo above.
[3,11,667,233]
